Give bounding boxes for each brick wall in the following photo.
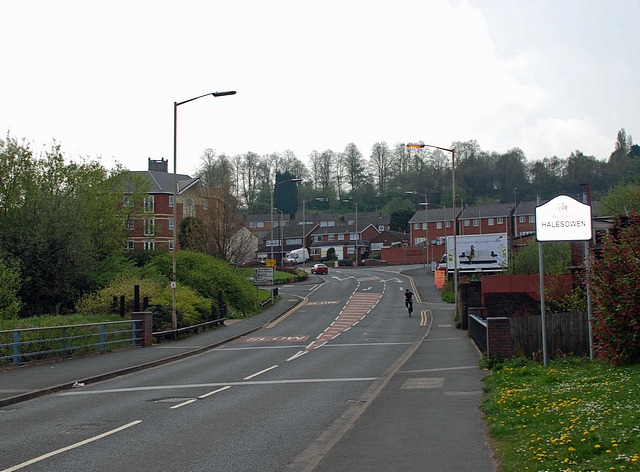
[487,317,512,358]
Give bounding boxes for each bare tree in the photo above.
[342,143,367,193]
[369,141,392,195]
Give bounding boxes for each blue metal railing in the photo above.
[0,320,142,365]
[468,314,488,354]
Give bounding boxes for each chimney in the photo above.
[148,158,168,173]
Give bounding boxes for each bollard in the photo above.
[134,285,140,312]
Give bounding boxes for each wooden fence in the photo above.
[510,311,590,357]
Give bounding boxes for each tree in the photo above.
[370,142,392,196]
[342,143,367,193]
[589,214,640,364]
[0,251,22,319]
[597,183,640,216]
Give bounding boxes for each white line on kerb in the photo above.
[1,420,142,472]
[243,365,279,380]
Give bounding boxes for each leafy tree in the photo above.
[0,252,22,319]
[588,214,640,364]
[509,240,571,275]
[596,182,640,217]
[389,208,414,233]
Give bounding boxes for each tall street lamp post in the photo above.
[407,142,457,315]
[172,90,236,332]
[343,200,358,266]
[270,178,303,263]
[406,190,429,268]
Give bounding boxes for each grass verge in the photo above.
[481,357,640,471]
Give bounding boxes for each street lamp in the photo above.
[172,90,236,332]
[407,142,457,315]
[274,208,284,267]
[270,178,302,263]
[405,190,429,268]
[343,200,358,266]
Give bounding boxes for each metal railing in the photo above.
[0,320,142,365]
[468,314,488,354]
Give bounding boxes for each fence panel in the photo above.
[510,311,589,357]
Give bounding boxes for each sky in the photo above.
[1,0,638,176]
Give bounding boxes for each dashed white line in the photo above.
[243,365,279,380]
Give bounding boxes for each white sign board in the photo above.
[535,195,592,241]
[445,233,508,273]
[254,267,274,286]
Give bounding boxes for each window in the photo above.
[144,240,155,251]
[314,235,323,242]
[338,234,344,240]
[267,239,281,247]
[473,219,479,227]
[497,217,504,224]
[414,223,419,230]
[125,240,134,252]
[464,219,470,227]
[169,195,174,208]
[123,194,133,207]
[124,218,134,231]
[422,223,427,230]
[446,221,451,228]
[169,218,174,232]
[144,219,155,236]
[143,195,154,213]
[378,225,385,231]
[288,238,302,245]
[488,218,494,226]
[328,234,335,241]
[529,215,536,223]
[437,221,443,229]
[519,215,526,223]
[351,233,359,240]
[169,240,174,252]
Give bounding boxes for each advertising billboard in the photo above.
[445,233,508,273]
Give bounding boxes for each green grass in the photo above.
[482,357,640,471]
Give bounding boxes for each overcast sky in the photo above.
[2,0,638,176]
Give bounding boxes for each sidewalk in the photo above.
[312,267,497,471]
[0,296,301,407]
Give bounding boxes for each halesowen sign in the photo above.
[535,195,592,242]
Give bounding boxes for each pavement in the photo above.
[0,267,497,471]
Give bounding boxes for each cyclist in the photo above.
[404,288,414,316]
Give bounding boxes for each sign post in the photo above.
[535,195,592,366]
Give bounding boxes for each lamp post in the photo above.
[343,200,358,266]
[270,178,303,263]
[407,142,457,315]
[406,190,429,268]
[172,90,236,332]
[302,200,306,269]
[274,208,284,267]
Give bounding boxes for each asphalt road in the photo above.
[1,267,430,471]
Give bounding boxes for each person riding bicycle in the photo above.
[404,288,414,315]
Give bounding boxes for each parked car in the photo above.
[311,263,328,275]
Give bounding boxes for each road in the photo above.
[1,267,427,472]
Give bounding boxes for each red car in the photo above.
[311,263,329,275]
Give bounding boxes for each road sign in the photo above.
[265,258,276,268]
[254,267,274,286]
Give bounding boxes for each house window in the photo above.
[144,219,155,236]
[143,195,154,213]
[437,222,443,229]
[497,217,504,224]
[124,218,134,231]
[446,221,451,228]
[414,223,419,230]
[169,218,174,231]
[169,240,174,252]
[169,195,174,208]
[144,240,155,251]
[464,219,470,227]
[422,223,427,230]
[519,215,526,223]
[351,233,359,240]
[473,219,479,227]
[378,225,384,231]
[488,218,494,226]
[123,194,133,207]
[314,235,323,242]
[328,234,335,241]
[267,239,281,247]
[125,240,134,252]
[529,215,536,223]
[257,221,264,228]
[288,238,302,246]
[338,234,345,240]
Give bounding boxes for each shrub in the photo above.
[588,214,640,364]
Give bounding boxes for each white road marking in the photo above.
[243,365,279,380]
[198,385,232,399]
[1,420,142,472]
[170,398,197,409]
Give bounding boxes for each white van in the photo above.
[285,247,309,264]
